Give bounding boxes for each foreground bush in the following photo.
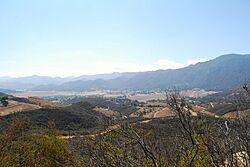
[0,118,75,167]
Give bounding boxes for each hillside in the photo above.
[33,54,250,91]
[0,101,109,133]
[0,94,65,116]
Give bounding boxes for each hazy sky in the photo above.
[0,0,250,77]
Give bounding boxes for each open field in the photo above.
[12,89,218,102]
[12,91,108,98]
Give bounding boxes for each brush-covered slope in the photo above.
[0,101,109,132]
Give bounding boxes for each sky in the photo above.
[0,0,250,77]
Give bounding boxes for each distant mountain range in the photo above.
[0,88,16,94]
[0,73,131,90]
[1,54,250,91]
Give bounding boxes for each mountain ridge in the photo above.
[1,54,250,91]
[31,54,250,91]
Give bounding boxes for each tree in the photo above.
[0,96,8,107]
[167,89,250,167]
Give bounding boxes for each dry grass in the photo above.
[130,105,175,118]
[0,97,64,116]
[28,97,64,108]
[0,100,41,116]
[93,107,120,118]
[223,110,250,119]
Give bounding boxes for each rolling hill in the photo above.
[0,94,109,133]
[0,93,65,116]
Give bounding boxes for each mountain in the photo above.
[0,92,7,96]
[0,76,72,90]
[0,88,16,94]
[33,54,250,91]
[31,72,138,91]
[0,76,12,82]
[0,72,136,90]
[1,54,250,91]
[76,72,123,80]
